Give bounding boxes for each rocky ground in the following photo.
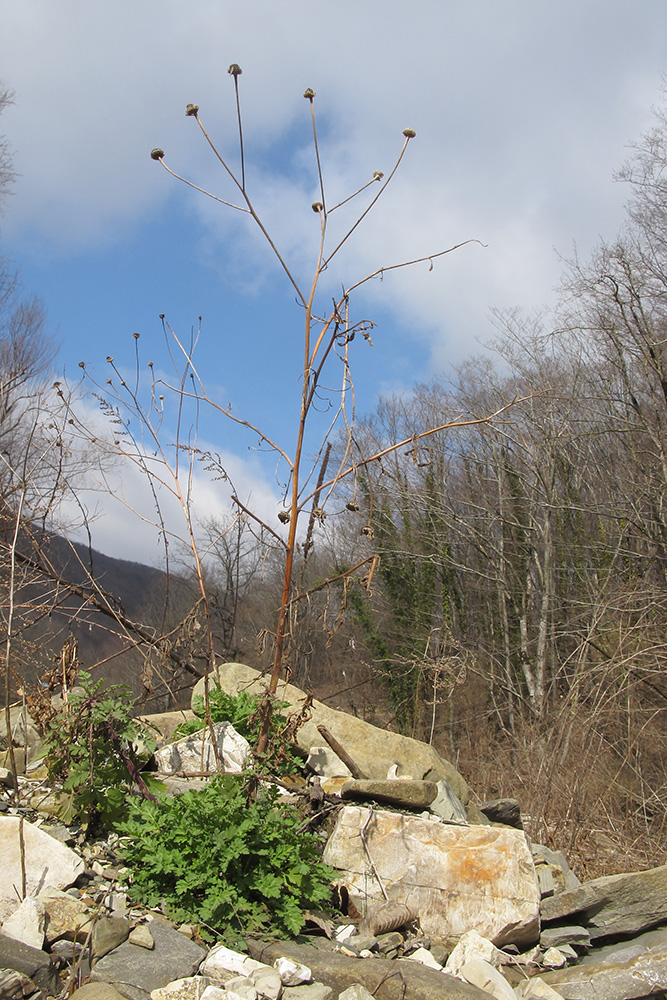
[1,661,667,1000]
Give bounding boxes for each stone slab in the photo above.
[340,779,438,811]
[90,918,206,1000]
[248,941,490,1000]
[540,863,667,940]
[323,806,540,947]
[0,932,59,995]
[0,817,85,921]
[540,944,667,1000]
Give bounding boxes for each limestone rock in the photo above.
[457,959,515,1000]
[323,806,540,947]
[540,944,667,999]
[401,947,442,971]
[90,918,206,1000]
[338,988,375,1000]
[306,747,352,779]
[514,978,566,1000]
[530,845,579,892]
[341,779,438,812]
[445,931,506,977]
[0,933,59,995]
[282,985,332,1000]
[154,722,249,775]
[274,959,312,987]
[223,977,257,1000]
[540,863,667,940]
[39,890,93,944]
[128,924,154,949]
[0,818,85,921]
[247,941,491,1000]
[191,664,469,804]
[137,711,196,743]
[1,898,45,950]
[201,945,268,982]
[150,977,211,1000]
[578,926,667,966]
[250,968,282,1000]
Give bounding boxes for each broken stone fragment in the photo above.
[540,944,667,1000]
[445,930,506,977]
[273,958,312,986]
[200,945,269,982]
[477,799,523,829]
[1,897,46,951]
[128,923,154,949]
[539,925,590,951]
[457,958,516,1000]
[150,977,212,1000]
[0,817,85,921]
[154,722,249,775]
[324,806,540,948]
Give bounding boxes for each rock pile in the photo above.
[1,661,666,1000]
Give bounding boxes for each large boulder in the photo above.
[322,805,540,948]
[191,663,469,804]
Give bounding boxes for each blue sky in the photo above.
[1,1,667,563]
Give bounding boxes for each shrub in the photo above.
[119,774,335,944]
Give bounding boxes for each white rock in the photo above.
[541,948,567,969]
[201,945,269,981]
[460,958,516,1000]
[0,818,85,921]
[151,978,212,1000]
[446,930,506,976]
[224,976,258,1000]
[154,722,250,774]
[334,924,356,943]
[401,947,443,971]
[251,967,283,1000]
[338,988,376,1000]
[514,977,566,999]
[1,897,45,949]
[306,747,352,779]
[324,806,540,948]
[200,988,228,1000]
[273,958,312,986]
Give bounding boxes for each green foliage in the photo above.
[119,774,335,945]
[177,686,303,776]
[43,672,158,830]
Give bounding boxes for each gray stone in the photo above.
[530,845,580,891]
[128,924,154,949]
[540,944,667,999]
[514,979,566,1000]
[248,940,492,1000]
[477,799,522,829]
[540,863,667,940]
[49,938,87,964]
[191,664,470,805]
[338,988,375,1000]
[535,866,555,898]
[91,916,130,959]
[428,780,468,824]
[539,925,590,950]
[137,711,196,743]
[341,779,438,811]
[323,806,540,948]
[282,985,332,1000]
[71,986,127,1000]
[0,817,85,921]
[578,926,667,966]
[0,933,59,995]
[90,918,206,1000]
[150,977,212,1000]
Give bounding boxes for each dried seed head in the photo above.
[228,64,242,77]
[303,88,315,99]
[313,506,326,521]
[106,356,113,362]
[373,171,384,181]
[150,148,165,160]
[133,332,140,339]
[78,362,85,368]
[361,524,375,538]
[346,500,360,512]
[185,104,199,117]
[159,314,165,320]
[148,361,154,368]
[402,128,416,139]
[312,201,323,213]
[278,511,290,524]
